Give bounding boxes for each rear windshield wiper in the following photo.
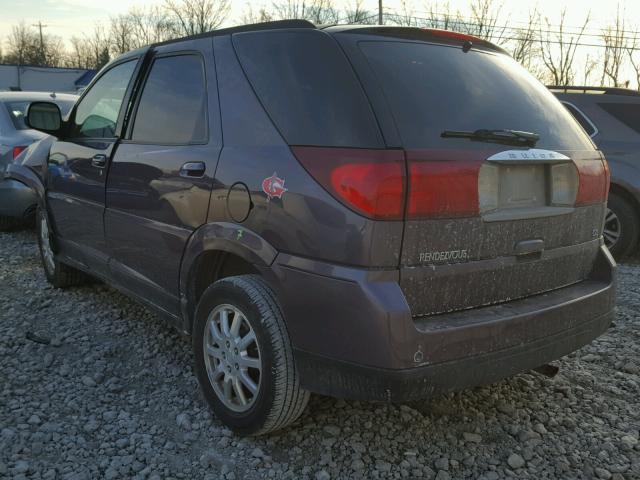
[441,129,540,147]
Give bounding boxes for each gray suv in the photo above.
[552,86,640,258]
[12,21,615,435]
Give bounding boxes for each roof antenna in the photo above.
[50,92,57,99]
[462,41,473,53]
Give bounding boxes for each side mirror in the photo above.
[26,102,63,136]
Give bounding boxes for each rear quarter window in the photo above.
[232,30,383,148]
[358,41,594,151]
[561,102,597,137]
[598,102,640,135]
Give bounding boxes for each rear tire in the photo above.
[605,193,639,260]
[36,206,89,288]
[193,274,310,435]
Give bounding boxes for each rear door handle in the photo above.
[180,161,206,178]
[91,154,107,168]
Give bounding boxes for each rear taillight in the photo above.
[575,158,610,205]
[12,145,27,160]
[406,150,482,219]
[293,147,609,221]
[291,147,405,220]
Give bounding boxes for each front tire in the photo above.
[605,193,639,259]
[36,206,88,288]
[193,275,309,435]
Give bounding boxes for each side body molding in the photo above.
[178,221,278,332]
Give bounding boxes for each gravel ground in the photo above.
[0,229,639,480]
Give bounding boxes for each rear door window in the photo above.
[598,102,640,135]
[131,54,208,144]
[232,30,383,148]
[357,41,593,151]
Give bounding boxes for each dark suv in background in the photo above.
[552,86,640,258]
[14,21,615,435]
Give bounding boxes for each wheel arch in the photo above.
[609,182,640,216]
[179,222,278,333]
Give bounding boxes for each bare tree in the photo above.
[271,0,340,24]
[343,0,376,24]
[110,14,133,56]
[420,1,464,31]
[67,36,93,69]
[601,6,632,87]
[164,0,231,35]
[539,9,590,86]
[84,25,111,70]
[43,35,65,67]
[464,0,506,43]
[627,31,640,91]
[582,52,600,86]
[390,0,419,27]
[511,8,539,70]
[5,23,39,65]
[240,3,275,24]
[129,6,176,48]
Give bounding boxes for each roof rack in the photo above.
[153,20,316,47]
[548,85,640,97]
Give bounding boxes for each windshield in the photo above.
[359,41,594,151]
[4,99,75,130]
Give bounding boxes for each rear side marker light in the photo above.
[12,145,27,160]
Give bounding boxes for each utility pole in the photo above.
[32,21,48,65]
[378,0,383,25]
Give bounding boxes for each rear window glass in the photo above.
[358,41,593,151]
[562,102,597,137]
[233,30,383,148]
[598,102,640,135]
[5,100,73,130]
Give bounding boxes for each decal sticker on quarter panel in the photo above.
[262,173,287,200]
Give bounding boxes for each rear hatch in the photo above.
[334,28,609,316]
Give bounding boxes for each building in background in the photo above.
[0,65,96,93]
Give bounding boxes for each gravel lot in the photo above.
[0,229,639,480]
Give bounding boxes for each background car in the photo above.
[551,86,640,259]
[0,91,77,230]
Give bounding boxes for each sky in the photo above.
[2,0,640,85]
[1,0,639,44]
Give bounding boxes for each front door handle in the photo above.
[91,154,107,168]
[180,161,206,178]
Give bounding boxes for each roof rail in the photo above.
[153,20,316,47]
[548,85,640,97]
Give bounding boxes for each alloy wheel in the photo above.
[203,304,262,412]
[603,208,621,250]
[39,213,55,273]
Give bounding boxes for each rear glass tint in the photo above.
[358,41,593,151]
[598,102,640,135]
[233,30,383,148]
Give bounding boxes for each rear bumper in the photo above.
[0,179,37,219]
[267,245,615,401]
